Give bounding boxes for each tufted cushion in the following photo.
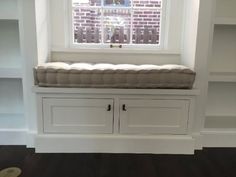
[34,62,196,89]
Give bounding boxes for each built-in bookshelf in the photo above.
[0,0,25,130]
[205,0,236,130]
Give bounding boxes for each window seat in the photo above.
[34,62,196,89]
[33,62,198,154]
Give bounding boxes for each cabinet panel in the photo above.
[119,99,189,134]
[43,98,113,134]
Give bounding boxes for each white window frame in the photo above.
[68,0,168,50]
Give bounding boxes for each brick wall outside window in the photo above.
[73,0,162,44]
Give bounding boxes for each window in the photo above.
[71,0,164,48]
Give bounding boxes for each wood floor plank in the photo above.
[0,146,236,177]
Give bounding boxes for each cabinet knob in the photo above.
[107,104,111,111]
[122,104,127,111]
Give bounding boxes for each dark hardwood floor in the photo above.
[0,146,236,177]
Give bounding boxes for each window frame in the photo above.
[68,0,168,50]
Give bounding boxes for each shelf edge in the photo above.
[214,17,236,25]
[208,72,236,82]
[0,68,22,79]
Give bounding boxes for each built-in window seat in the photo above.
[33,62,199,154]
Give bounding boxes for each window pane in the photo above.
[132,9,161,44]
[72,0,101,7]
[72,0,163,46]
[103,9,131,44]
[73,8,102,43]
[104,0,131,7]
[133,0,162,8]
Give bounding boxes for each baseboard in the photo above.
[0,129,27,145]
[36,134,195,154]
[192,133,203,150]
[3,129,236,149]
[202,130,236,147]
[26,131,36,148]
[0,129,36,147]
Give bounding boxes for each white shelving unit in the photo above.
[0,0,25,133]
[205,0,236,130]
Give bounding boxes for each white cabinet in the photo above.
[119,99,189,134]
[36,89,196,135]
[43,98,114,134]
[41,97,191,135]
[35,88,198,153]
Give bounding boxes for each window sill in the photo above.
[51,47,180,55]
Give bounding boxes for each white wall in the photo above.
[215,0,236,18]
[0,20,21,68]
[0,0,18,19]
[50,0,68,49]
[35,0,50,64]
[164,0,185,52]
[181,0,200,69]
[0,79,25,129]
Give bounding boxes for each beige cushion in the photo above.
[34,62,196,89]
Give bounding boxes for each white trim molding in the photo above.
[36,134,195,154]
[0,129,36,147]
[26,131,36,148]
[3,129,236,149]
[192,132,203,150]
[0,129,27,145]
[202,130,236,147]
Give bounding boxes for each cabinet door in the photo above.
[119,99,189,134]
[43,98,113,134]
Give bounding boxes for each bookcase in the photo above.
[0,0,26,131]
[205,0,236,130]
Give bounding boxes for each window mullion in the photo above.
[101,9,104,45]
[101,1,104,45]
[130,0,133,44]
